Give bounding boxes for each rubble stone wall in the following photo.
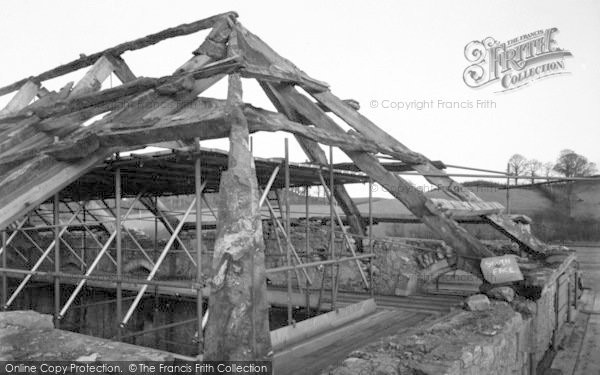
[262,222,451,295]
[327,255,577,375]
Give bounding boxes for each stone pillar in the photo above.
[204,74,272,360]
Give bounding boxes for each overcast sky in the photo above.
[1,1,598,197]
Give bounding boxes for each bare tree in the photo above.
[553,149,598,177]
[525,159,542,183]
[508,154,527,185]
[542,162,554,181]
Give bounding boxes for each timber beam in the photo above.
[260,82,366,241]
[310,90,546,256]
[204,74,271,360]
[269,85,494,277]
[0,11,238,97]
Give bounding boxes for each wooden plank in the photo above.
[0,56,240,124]
[0,58,237,228]
[311,90,547,256]
[0,148,113,229]
[0,81,40,116]
[428,198,504,217]
[272,85,494,277]
[0,12,238,96]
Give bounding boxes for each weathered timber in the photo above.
[259,81,367,244]
[0,55,241,126]
[427,199,504,217]
[104,54,137,83]
[146,54,224,149]
[23,99,411,163]
[231,23,328,92]
[0,98,138,165]
[69,56,115,97]
[274,86,494,277]
[0,148,114,230]
[204,74,271,360]
[194,20,231,59]
[0,55,238,228]
[311,90,546,256]
[0,11,238,97]
[0,81,40,116]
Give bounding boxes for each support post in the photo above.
[369,178,374,299]
[1,230,6,309]
[4,207,81,309]
[285,138,293,326]
[506,163,511,215]
[194,137,204,356]
[115,168,122,341]
[58,194,142,319]
[329,146,336,311]
[305,187,311,318]
[53,194,61,328]
[204,74,271,361]
[120,197,199,327]
[153,195,159,348]
[82,202,87,273]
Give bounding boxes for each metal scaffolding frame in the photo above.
[0,140,566,355]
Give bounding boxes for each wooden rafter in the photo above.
[310,90,546,256]
[0,81,40,116]
[259,81,367,243]
[269,85,494,276]
[0,11,238,97]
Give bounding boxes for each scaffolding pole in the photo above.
[116,168,123,341]
[18,229,49,264]
[61,201,116,266]
[151,200,197,266]
[317,172,369,289]
[1,230,6,309]
[33,209,87,267]
[0,219,27,256]
[262,198,312,284]
[120,194,199,327]
[258,166,281,208]
[329,146,336,311]
[53,194,61,327]
[194,137,204,355]
[369,178,374,299]
[3,207,81,309]
[57,193,142,320]
[285,139,293,326]
[305,187,311,317]
[99,201,153,265]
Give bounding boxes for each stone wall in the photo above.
[5,223,532,299]
[326,255,578,375]
[262,221,451,296]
